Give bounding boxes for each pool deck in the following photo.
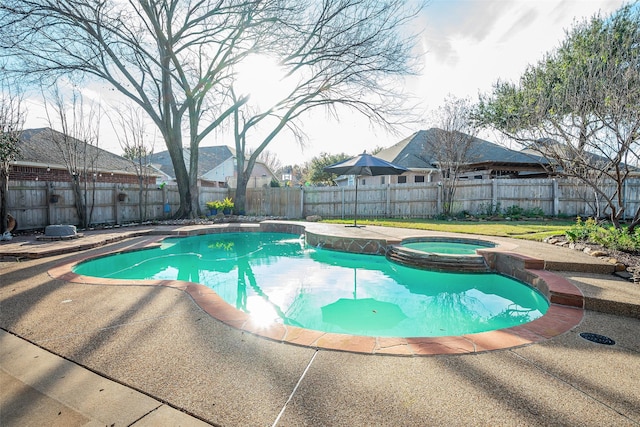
[1,221,639,426]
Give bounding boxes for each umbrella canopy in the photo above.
[324,152,408,177]
[324,152,408,226]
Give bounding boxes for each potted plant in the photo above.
[206,198,234,216]
[205,200,221,215]
[220,197,234,215]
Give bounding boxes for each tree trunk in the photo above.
[189,176,200,218]
[173,160,192,218]
[628,206,640,234]
[71,177,85,228]
[0,170,8,234]
[235,172,249,214]
[138,175,144,224]
[163,129,193,218]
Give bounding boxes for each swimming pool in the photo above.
[73,232,549,338]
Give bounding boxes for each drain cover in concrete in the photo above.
[579,332,615,345]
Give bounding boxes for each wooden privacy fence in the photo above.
[6,178,640,230]
[6,181,225,230]
[302,178,640,220]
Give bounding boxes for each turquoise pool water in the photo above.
[402,241,492,255]
[73,232,549,337]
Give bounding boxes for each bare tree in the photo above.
[43,86,101,228]
[113,105,155,224]
[254,149,282,179]
[0,0,293,218]
[476,5,640,231]
[428,95,478,216]
[0,0,421,217]
[227,0,422,212]
[0,77,24,235]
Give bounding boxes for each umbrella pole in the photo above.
[353,176,358,227]
[345,177,361,228]
[353,269,357,299]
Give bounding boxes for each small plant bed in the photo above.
[547,217,640,282]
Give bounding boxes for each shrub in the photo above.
[454,210,471,219]
[504,205,524,219]
[504,205,544,219]
[565,217,640,252]
[565,217,599,242]
[591,226,640,252]
[477,202,501,217]
[523,207,544,218]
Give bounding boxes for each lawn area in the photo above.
[322,218,574,241]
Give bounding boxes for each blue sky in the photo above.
[412,0,628,105]
[23,0,629,166]
[278,0,629,164]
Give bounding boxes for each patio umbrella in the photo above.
[324,152,408,227]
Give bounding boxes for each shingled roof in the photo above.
[17,128,151,175]
[375,128,548,171]
[148,146,235,179]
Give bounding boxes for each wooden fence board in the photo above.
[6,178,640,230]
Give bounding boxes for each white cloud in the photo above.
[277,0,629,163]
[415,0,626,110]
[22,0,630,166]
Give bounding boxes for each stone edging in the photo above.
[47,222,585,356]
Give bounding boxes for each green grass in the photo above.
[322,218,573,241]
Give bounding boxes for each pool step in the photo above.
[385,245,490,273]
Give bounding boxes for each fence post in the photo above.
[300,188,304,218]
[552,179,559,216]
[47,183,54,225]
[386,183,391,217]
[113,185,121,225]
[492,179,498,210]
[341,187,345,219]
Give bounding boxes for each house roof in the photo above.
[375,128,548,171]
[148,146,235,179]
[197,146,236,176]
[149,146,279,181]
[523,139,640,177]
[16,128,154,175]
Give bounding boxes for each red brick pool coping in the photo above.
[47,225,585,356]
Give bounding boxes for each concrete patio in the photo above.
[1,222,639,426]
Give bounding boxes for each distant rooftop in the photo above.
[17,128,156,175]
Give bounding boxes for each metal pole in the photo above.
[353,176,358,226]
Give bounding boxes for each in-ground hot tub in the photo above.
[387,237,496,272]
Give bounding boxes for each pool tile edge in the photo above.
[46,224,586,357]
